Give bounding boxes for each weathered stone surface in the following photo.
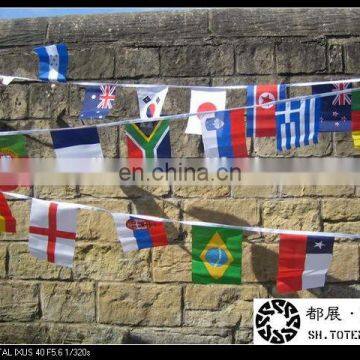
[235,327,253,344]
[334,132,360,156]
[34,185,78,199]
[0,200,30,241]
[0,84,28,120]
[0,281,40,321]
[323,221,360,235]
[328,44,343,73]
[152,244,192,283]
[47,323,129,344]
[210,8,360,37]
[161,45,234,77]
[173,185,230,198]
[98,283,182,326]
[68,46,114,79]
[0,50,37,78]
[344,42,360,73]
[128,327,232,344]
[233,185,278,198]
[276,40,326,74]
[41,282,95,323]
[322,284,360,298]
[263,199,320,231]
[280,185,355,197]
[184,198,260,226]
[235,40,275,74]
[8,243,72,280]
[79,185,170,198]
[114,47,159,78]
[0,323,49,343]
[322,198,360,221]
[73,243,151,282]
[0,245,6,278]
[328,244,359,281]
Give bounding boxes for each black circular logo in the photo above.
[255,299,301,344]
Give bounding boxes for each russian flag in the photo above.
[277,234,335,293]
[112,213,169,252]
[33,43,68,82]
[50,127,103,158]
[200,109,247,158]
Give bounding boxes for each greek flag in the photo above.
[275,98,320,152]
[33,44,68,82]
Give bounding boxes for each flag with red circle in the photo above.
[186,89,227,135]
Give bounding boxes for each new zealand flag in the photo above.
[312,82,352,132]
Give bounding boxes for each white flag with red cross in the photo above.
[28,198,79,268]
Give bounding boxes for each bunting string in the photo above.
[1,86,359,137]
[3,191,359,240]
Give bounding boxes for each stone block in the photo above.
[328,44,343,73]
[232,185,278,198]
[0,84,28,120]
[41,282,95,323]
[279,185,355,197]
[173,185,230,198]
[344,42,360,73]
[0,281,40,321]
[322,198,360,221]
[328,244,359,282]
[0,323,48,343]
[98,283,182,326]
[334,132,360,156]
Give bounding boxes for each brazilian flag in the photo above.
[192,226,243,284]
[0,135,27,158]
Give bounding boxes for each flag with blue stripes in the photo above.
[33,44,68,82]
[275,98,321,152]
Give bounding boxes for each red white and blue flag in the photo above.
[200,109,247,158]
[80,85,117,120]
[112,213,169,252]
[246,84,287,137]
[277,233,335,293]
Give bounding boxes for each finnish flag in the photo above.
[33,44,68,82]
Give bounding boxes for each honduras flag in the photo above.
[50,127,103,158]
[112,213,169,252]
[33,44,68,82]
[275,98,321,152]
[200,109,247,158]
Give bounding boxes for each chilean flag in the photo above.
[246,84,287,137]
[200,109,247,158]
[112,213,169,252]
[277,234,335,293]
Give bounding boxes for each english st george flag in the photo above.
[277,234,335,293]
[28,198,79,267]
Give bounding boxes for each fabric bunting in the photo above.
[33,43,68,82]
[277,234,335,293]
[79,85,117,120]
[275,98,321,152]
[28,198,79,267]
[112,213,169,252]
[0,75,15,86]
[192,225,243,284]
[0,192,16,233]
[246,84,287,137]
[200,109,247,158]
[186,88,227,135]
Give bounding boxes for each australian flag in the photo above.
[312,82,352,132]
[79,85,117,120]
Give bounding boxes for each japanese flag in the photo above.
[136,86,168,119]
[186,89,227,135]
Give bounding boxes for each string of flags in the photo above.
[1,191,359,293]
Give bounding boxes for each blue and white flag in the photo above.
[275,98,321,152]
[79,85,117,120]
[33,44,68,82]
[50,127,103,158]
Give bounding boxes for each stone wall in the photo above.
[0,8,360,344]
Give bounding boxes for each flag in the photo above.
[0,192,16,233]
[186,89,227,135]
[28,198,78,267]
[50,127,103,158]
[112,213,169,252]
[79,85,117,120]
[0,75,15,86]
[275,98,321,152]
[192,226,242,284]
[125,86,170,159]
[312,82,352,132]
[246,84,287,137]
[352,131,360,148]
[33,44,68,82]
[0,134,28,192]
[200,109,247,158]
[277,234,334,293]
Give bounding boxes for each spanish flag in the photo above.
[0,192,16,233]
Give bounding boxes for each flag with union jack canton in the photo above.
[79,85,117,120]
[312,82,352,132]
